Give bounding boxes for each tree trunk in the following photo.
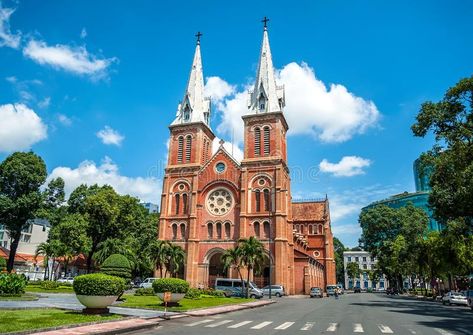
[246,266,251,298]
[7,231,22,273]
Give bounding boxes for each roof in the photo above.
[292,201,326,221]
[0,247,42,264]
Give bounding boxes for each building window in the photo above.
[225,222,231,239]
[185,135,192,163]
[363,256,367,262]
[263,221,270,239]
[258,94,266,111]
[263,126,270,155]
[300,225,304,234]
[180,224,186,239]
[254,221,260,237]
[318,224,323,234]
[175,194,180,215]
[263,189,270,211]
[216,222,222,239]
[355,257,359,262]
[183,106,190,121]
[177,136,184,163]
[207,222,213,239]
[182,193,188,214]
[254,128,261,156]
[347,256,352,262]
[363,264,367,270]
[172,224,177,240]
[255,190,261,212]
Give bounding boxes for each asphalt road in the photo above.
[127,293,473,335]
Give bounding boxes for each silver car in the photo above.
[262,285,285,297]
[442,291,468,306]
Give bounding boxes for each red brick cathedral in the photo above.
[158,25,336,294]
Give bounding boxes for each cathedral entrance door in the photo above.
[208,252,226,288]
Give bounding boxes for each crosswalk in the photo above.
[184,318,457,334]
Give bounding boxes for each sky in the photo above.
[0,0,472,247]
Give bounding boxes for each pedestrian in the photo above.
[334,288,339,299]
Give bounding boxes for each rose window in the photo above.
[207,189,233,216]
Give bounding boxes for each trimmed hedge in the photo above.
[134,287,155,296]
[0,273,26,295]
[152,278,189,294]
[201,288,225,297]
[40,280,59,290]
[73,273,126,296]
[0,257,6,271]
[100,254,132,280]
[184,288,202,299]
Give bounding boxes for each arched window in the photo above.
[177,136,184,163]
[300,225,304,234]
[172,224,177,240]
[263,189,270,212]
[185,135,192,163]
[216,222,222,239]
[207,222,213,239]
[308,225,313,235]
[263,126,270,155]
[254,221,260,237]
[175,194,180,215]
[183,106,190,122]
[225,222,231,239]
[182,193,188,214]
[263,221,270,239]
[258,94,266,111]
[254,127,261,156]
[180,224,186,239]
[255,189,261,212]
[318,224,323,234]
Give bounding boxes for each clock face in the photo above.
[215,162,226,173]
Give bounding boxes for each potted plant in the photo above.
[152,278,189,303]
[73,273,126,313]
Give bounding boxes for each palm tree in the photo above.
[94,237,137,269]
[221,247,244,285]
[147,240,170,278]
[36,241,61,280]
[165,244,185,278]
[238,237,265,298]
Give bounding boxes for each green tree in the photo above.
[0,152,47,272]
[164,244,185,277]
[412,76,473,227]
[346,262,361,282]
[147,240,170,278]
[333,237,346,284]
[36,178,66,227]
[221,247,244,286]
[238,236,265,298]
[35,240,63,280]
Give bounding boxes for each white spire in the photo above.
[248,22,285,114]
[172,34,211,127]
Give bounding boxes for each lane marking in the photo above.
[205,320,233,328]
[301,322,315,331]
[408,329,417,334]
[251,321,273,329]
[186,319,214,327]
[274,322,295,330]
[326,323,338,332]
[378,324,394,333]
[435,329,455,335]
[228,321,253,328]
[354,323,364,332]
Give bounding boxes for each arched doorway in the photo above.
[208,251,226,288]
[253,253,274,288]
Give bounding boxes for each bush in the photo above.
[40,280,59,290]
[152,278,189,294]
[100,254,132,280]
[0,257,6,271]
[27,280,43,286]
[185,288,202,299]
[201,288,225,297]
[73,273,126,296]
[134,288,155,296]
[0,273,26,295]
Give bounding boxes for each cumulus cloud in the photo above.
[80,28,87,39]
[23,39,117,79]
[204,76,236,102]
[47,157,161,203]
[319,156,371,177]
[96,126,124,146]
[0,4,21,49]
[208,62,380,144]
[212,137,244,162]
[0,103,47,152]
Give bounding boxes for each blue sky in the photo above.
[0,0,472,247]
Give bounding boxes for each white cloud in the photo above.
[47,157,161,203]
[96,126,124,146]
[319,156,371,177]
[212,137,243,162]
[58,114,72,126]
[5,76,16,83]
[38,97,50,109]
[0,4,21,49]
[0,103,47,152]
[23,39,117,79]
[204,76,236,102]
[209,62,380,144]
[80,28,87,39]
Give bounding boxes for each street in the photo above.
[127,293,473,335]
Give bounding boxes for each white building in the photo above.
[343,250,388,290]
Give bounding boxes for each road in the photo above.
[127,293,473,335]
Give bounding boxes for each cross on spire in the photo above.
[195,31,203,44]
[261,16,269,30]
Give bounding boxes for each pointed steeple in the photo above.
[172,32,211,127]
[248,19,285,114]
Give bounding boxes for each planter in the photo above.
[76,295,118,309]
[156,292,186,303]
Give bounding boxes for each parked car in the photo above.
[57,277,74,284]
[442,291,468,306]
[139,277,159,289]
[214,278,264,299]
[354,287,361,293]
[262,285,285,297]
[326,285,337,296]
[310,287,323,298]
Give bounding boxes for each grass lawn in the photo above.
[0,294,38,301]
[25,285,74,294]
[0,308,121,334]
[119,294,254,311]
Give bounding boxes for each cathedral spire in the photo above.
[248,18,285,114]
[172,33,211,127]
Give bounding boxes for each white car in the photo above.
[139,277,159,289]
[442,291,468,306]
[57,277,74,284]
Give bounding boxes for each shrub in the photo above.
[201,288,225,297]
[0,257,6,271]
[134,288,155,296]
[40,280,59,290]
[152,278,189,294]
[100,254,132,280]
[0,273,26,295]
[73,273,126,296]
[185,288,202,299]
[27,280,43,286]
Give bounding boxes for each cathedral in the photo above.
[158,24,336,295]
